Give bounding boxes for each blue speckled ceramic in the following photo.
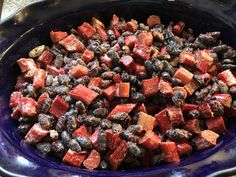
[1,0,236,176]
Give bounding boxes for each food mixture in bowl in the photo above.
[9,14,236,170]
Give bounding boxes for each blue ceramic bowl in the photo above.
[2,0,236,176]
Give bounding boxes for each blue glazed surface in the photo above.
[1,0,236,176]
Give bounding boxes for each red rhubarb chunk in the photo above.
[25,123,48,144]
[63,149,87,167]
[155,109,172,133]
[81,49,94,63]
[100,54,112,68]
[195,130,219,150]
[70,85,99,105]
[9,91,22,108]
[160,142,180,163]
[142,76,159,97]
[37,92,49,111]
[105,130,121,150]
[72,125,91,138]
[206,116,226,134]
[46,65,64,77]
[107,140,128,170]
[69,64,90,78]
[77,22,96,40]
[124,35,138,48]
[158,79,173,97]
[17,58,36,73]
[115,82,130,98]
[49,95,69,118]
[185,119,201,134]
[126,19,138,32]
[33,69,46,89]
[50,31,68,43]
[89,129,99,148]
[146,15,161,28]
[133,43,151,60]
[59,34,85,52]
[181,103,199,111]
[88,77,102,88]
[176,142,192,156]
[213,94,232,108]
[107,103,136,118]
[196,50,214,73]
[137,112,156,131]
[20,97,37,117]
[113,74,122,83]
[38,50,53,65]
[134,103,147,113]
[218,69,236,87]
[198,102,214,119]
[166,106,185,127]
[173,67,193,85]
[172,21,185,36]
[103,85,116,101]
[120,55,135,73]
[184,80,199,96]
[179,51,196,66]
[83,149,101,170]
[137,31,153,46]
[139,131,161,150]
[134,63,147,74]
[111,14,119,28]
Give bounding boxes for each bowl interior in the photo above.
[1,0,236,176]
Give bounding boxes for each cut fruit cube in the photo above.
[173,67,193,85]
[155,109,172,133]
[89,129,99,148]
[17,58,37,73]
[181,103,199,111]
[46,65,64,76]
[176,142,192,156]
[139,131,161,150]
[105,130,121,150]
[88,77,102,88]
[100,54,112,68]
[63,149,87,167]
[70,85,99,105]
[107,103,136,118]
[81,49,94,63]
[9,91,22,108]
[38,50,53,65]
[77,22,96,40]
[185,119,201,134]
[179,51,196,67]
[218,69,236,87]
[134,63,147,74]
[120,55,135,73]
[115,82,130,98]
[160,142,180,163]
[134,103,147,113]
[50,31,68,43]
[137,31,153,46]
[206,116,226,134]
[142,76,159,97]
[126,19,138,32]
[195,130,219,150]
[172,21,185,36]
[49,95,69,118]
[69,64,90,78]
[33,69,46,89]
[184,80,199,96]
[137,112,156,131]
[37,92,49,111]
[198,102,214,119]
[212,94,232,108]
[166,106,185,127]
[103,85,116,101]
[72,125,91,138]
[196,50,214,73]
[25,123,48,144]
[124,35,138,48]
[83,149,101,170]
[59,34,85,52]
[146,15,161,28]
[158,79,173,97]
[113,74,122,83]
[20,97,37,117]
[133,43,151,60]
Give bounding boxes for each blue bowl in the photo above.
[1,0,236,176]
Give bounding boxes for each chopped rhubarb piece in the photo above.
[37,92,49,111]
[33,69,46,89]
[83,149,101,170]
[17,58,36,73]
[91,17,105,29]
[81,49,94,63]
[124,35,138,48]
[172,21,185,36]
[105,130,120,150]
[155,109,172,133]
[100,54,112,68]
[158,79,173,97]
[146,15,161,28]
[72,125,91,138]
[134,63,147,74]
[213,94,232,108]
[59,34,84,52]
[160,142,180,163]
[15,76,27,90]
[89,129,99,148]
[218,69,236,87]
[198,102,214,119]
[107,104,136,118]
[97,27,109,41]
[185,119,201,134]
[115,82,130,98]
[69,64,90,78]
[113,27,121,38]
[201,73,212,85]
[184,80,199,96]
[196,50,214,73]
[113,74,122,83]
[103,85,116,101]
[107,140,128,170]
[50,31,68,43]
[195,130,219,150]
[176,142,192,156]
[126,19,138,32]
[70,85,99,105]
[173,86,187,99]
[63,149,87,167]
[137,31,153,46]
[139,131,161,150]
[137,112,156,131]
[11,105,21,119]
[111,43,121,52]
[142,76,159,97]
[120,55,135,73]
[179,51,196,66]
[38,50,53,65]
[77,22,96,40]
[134,103,147,113]
[173,67,193,85]
[111,14,119,28]
[20,97,37,117]
[88,77,102,88]
[9,91,22,108]
[133,43,151,60]
[166,106,185,127]
[206,116,226,134]
[181,103,199,111]
[25,123,48,144]
[49,95,69,118]
[46,65,64,76]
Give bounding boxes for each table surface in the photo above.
[1,0,42,21]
